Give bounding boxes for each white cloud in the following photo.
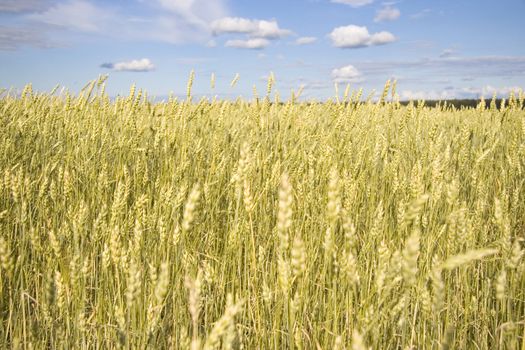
[27,0,113,33]
[225,38,270,49]
[26,0,230,46]
[332,65,364,83]
[469,85,523,97]
[329,25,396,48]
[155,0,227,28]
[295,36,317,45]
[400,85,523,100]
[254,20,291,39]
[0,25,52,50]
[211,17,291,39]
[400,90,452,101]
[374,6,400,22]
[0,0,51,12]
[355,56,525,75]
[439,49,455,58]
[410,9,431,19]
[331,0,374,7]
[101,58,155,72]
[211,17,254,34]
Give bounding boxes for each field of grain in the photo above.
[0,76,524,349]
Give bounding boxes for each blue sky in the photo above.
[0,0,524,100]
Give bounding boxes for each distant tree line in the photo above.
[399,99,519,109]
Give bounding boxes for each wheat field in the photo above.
[0,76,524,349]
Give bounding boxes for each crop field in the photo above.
[0,76,524,349]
